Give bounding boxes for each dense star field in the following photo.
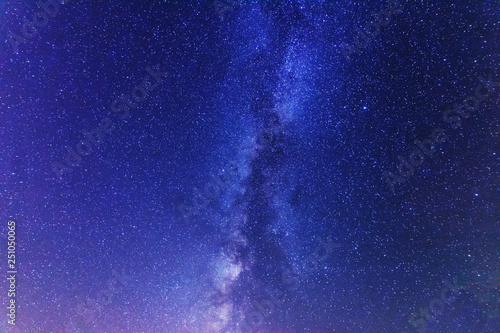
[1,0,500,332]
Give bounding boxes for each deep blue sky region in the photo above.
[0,0,499,332]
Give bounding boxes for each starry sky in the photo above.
[1,0,500,332]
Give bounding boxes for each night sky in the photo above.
[1,0,500,332]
